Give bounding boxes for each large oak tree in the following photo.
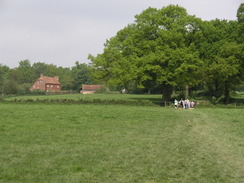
[89,5,203,102]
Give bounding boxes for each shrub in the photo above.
[17,83,32,95]
[95,86,110,94]
[3,80,18,95]
[211,96,217,104]
[216,96,225,104]
[30,90,46,95]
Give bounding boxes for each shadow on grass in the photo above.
[129,97,163,106]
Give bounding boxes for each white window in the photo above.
[47,85,49,87]
[51,85,53,88]
[57,86,59,88]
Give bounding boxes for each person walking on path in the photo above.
[185,99,190,109]
[179,98,184,109]
[174,99,178,108]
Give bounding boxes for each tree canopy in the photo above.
[89,4,244,103]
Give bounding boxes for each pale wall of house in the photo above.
[80,91,96,94]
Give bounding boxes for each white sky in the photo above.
[0,0,242,68]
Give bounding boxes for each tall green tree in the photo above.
[15,60,35,84]
[200,19,234,98]
[206,43,243,103]
[3,79,19,95]
[0,64,10,95]
[236,3,244,84]
[59,67,73,90]
[200,13,243,103]
[32,62,48,79]
[71,62,93,91]
[237,3,244,43]
[89,5,203,101]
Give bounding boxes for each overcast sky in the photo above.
[0,0,242,68]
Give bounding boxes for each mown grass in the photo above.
[0,103,243,183]
[4,93,162,102]
[4,94,163,106]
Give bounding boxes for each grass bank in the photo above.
[3,94,162,106]
[0,103,243,182]
[3,92,244,107]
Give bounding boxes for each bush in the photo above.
[211,96,217,104]
[95,86,110,94]
[216,96,225,104]
[30,90,46,95]
[236,83,244,92]
[3,80,18,95]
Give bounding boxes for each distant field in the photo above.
[0,102,243,183]
[4,93,162,101]
[4,92,244,107]
[4,94,163,106]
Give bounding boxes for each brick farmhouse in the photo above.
[30,74,61,92]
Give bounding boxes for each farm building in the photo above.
[80,84,103,94]
[30,74,61,92]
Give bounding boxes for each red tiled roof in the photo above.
[82,85,102,91]
[40,76,60,84]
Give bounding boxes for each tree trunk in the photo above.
[185,84,189,98]
[214,80,222,98]
[224,82,230,104]
[162,83,173,105]
[172,88,175,96]
[123,82,129,94]
[147,88,151,95]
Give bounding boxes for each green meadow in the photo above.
[0,96,243,183]
[3,94,162,106]
[4,93,160,101]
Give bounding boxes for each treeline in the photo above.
[89,4,244,104]
[0,61,93,95]
[1,4,244,104]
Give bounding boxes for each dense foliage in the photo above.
[89,4,244,103]
[1,4,243,104]
[0,60,94,95]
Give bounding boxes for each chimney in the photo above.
[40,73,44,78]
[54,76,59,81]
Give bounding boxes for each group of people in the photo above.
[174,98,195,109]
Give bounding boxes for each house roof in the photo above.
[81,85,102,91]
[39,76,60,84]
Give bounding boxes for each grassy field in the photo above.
[3,94,162,102]
[0,101,243,183]
[3,94,163,106]
[4,92,244,106]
